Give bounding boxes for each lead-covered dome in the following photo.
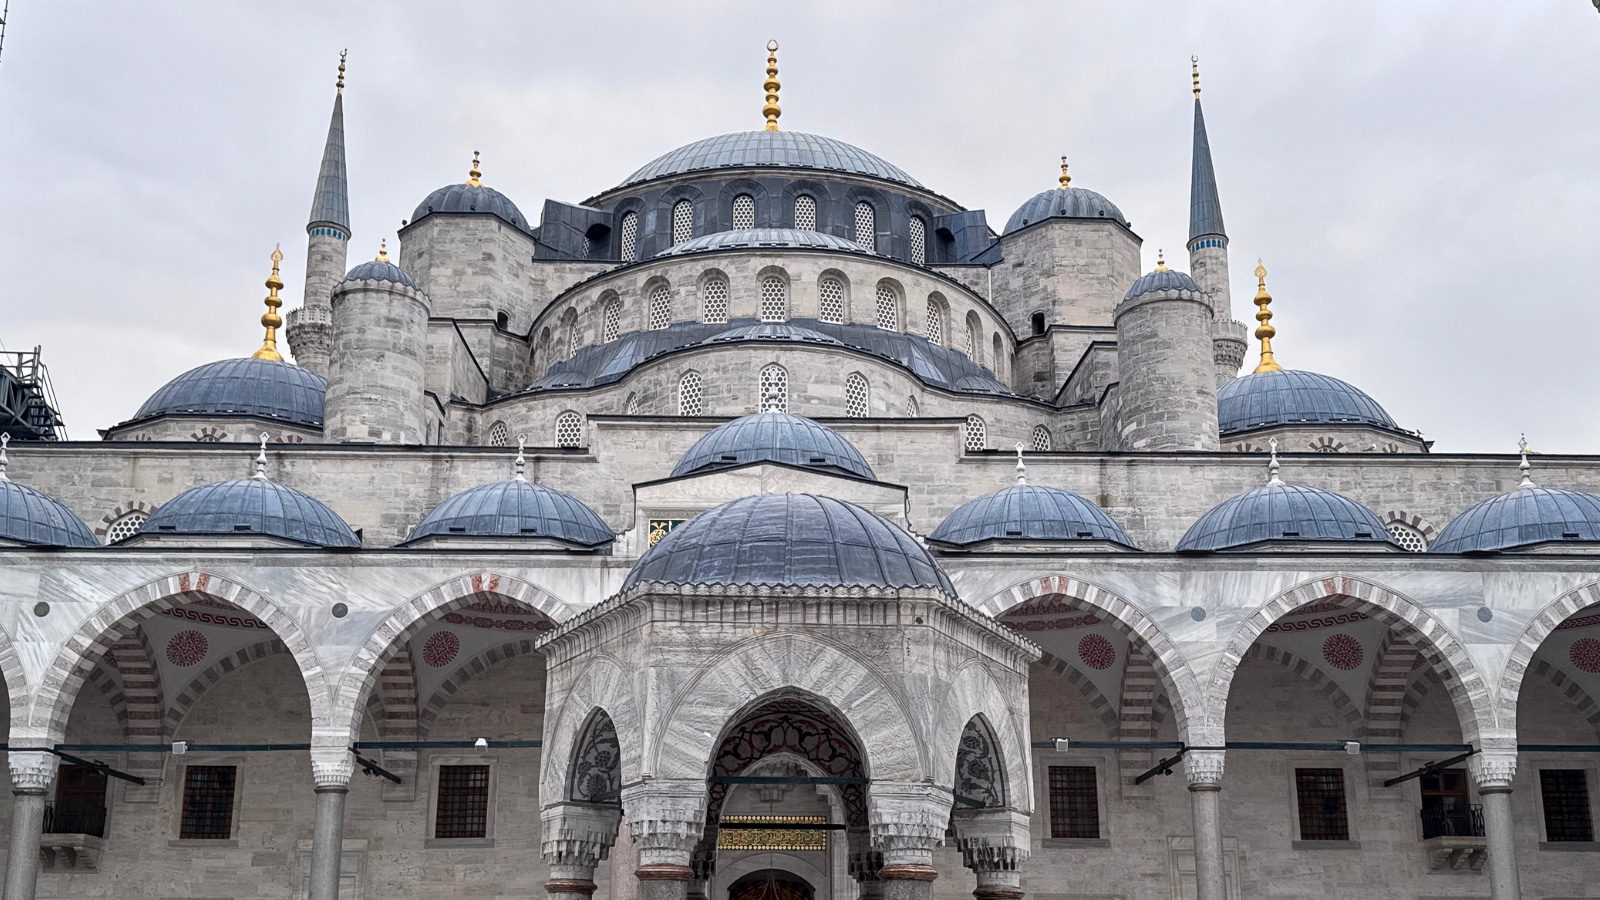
[930,484,1138,549]
[622,493,953,594]
[1176,482,1396,552]
[1431,486,1600,553]
[342,257,416,288]
[0,477,97,547]
[403,480,613,548]
[411,161,529,232]
[672,412,875,480]
[139,479,359,547]
[621,131,921,189]
[656,228,872,258]
[127,358,326,429]
[1125,267,1201,300]
[1218,369,1399,435]
[1004,187,1130,235]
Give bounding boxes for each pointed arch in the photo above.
[1237,643,1365,737]
[106,628,166,742]
[166,639,290,736]
[1496,580,1600,739]
[416,637,541,739]
[1519,656,1600,741]
[1116,645,1162,786]
[954,714,1006,807]
[568,707,622,803]
[539,655,645,803]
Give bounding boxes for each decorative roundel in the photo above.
[423,631,460,668]
[1078,634,1117,670]
[166,630,209,667]
[1570,638,1600,675]
[1322,633,1364,671]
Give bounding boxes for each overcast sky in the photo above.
[1,1,1597,452]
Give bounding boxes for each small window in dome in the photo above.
[104,511,148,544]
[854,202,875,249]
[909,217,927,265]
[759,364,788,414]
[874,283,898,331]
[619,212,639,262]
[1031,426,1052,452]
[794,195,817,231]
[733,194,756,230]
[679,371,704,416]
[925,298,945,345]
[818,277,845,324]
[701,277,729,324]
[602,296,622,342]
[648,284,672,331]
[845,373,869,418]
[759,276,787,322]
[487,421,510,447]
[672,200,694,245]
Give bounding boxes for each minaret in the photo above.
[1187,58,1248,387]
[285,50,350,378]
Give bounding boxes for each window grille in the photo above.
[487,422,509,447]
[555,412,584,448]
[672,200,693,245]
[1295,768,1351,841]
[964,415,986,452]
[965,322,979,362]
[845,374,869,417]
[794,195,816,230]
[1047,766,1100,839]
[854,202,875,249]
[603,299,621,342]
[1419,768,1479,838]
[434,765,491,839]
[680,372,704,416]
[105,512,147,543]
[759,364,788,413]
[701,278,729,324]
[818,277,845,324]
[619,212,639,262]
[1386,521,1427,552]
[648,285,672,331]
[925,300,943,344]
[909,216,927,265]
[733,194,756,230]
[759,276,787,322]
[906,396,919,417]
[568,322,582,359]
[580,236,592,259]
[625,393,641,415]
[1541,769,1594,842]
[179,765,237,840]
[1032,426,1052,452]
[875,284,898,330]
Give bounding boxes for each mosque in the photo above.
[1,42,1599,900]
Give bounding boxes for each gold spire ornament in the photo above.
[1155,250,1168,272]
[1192,56,1201,99]
[762,40,782,131]
[466,151,482,187]
[1252,260,1282,373]
[336,48,347,93]
[1058,156,1072,189]
[252,245,286,361]
[375,238,390,262]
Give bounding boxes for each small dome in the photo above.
[930,484,1138,549]
[1176,482,1395,552]
[140,479,359,547]
[703,323,843,346]
[622,493,954,594]
[656,228,873,258]
[1431,486,1600,553]
[1003,187,1129,235]
[404,480,613,548]
[621,131,921,189]
[1124,268,1201,300]
[411,183,528,231]
[672,412,875,480]
[128,358,325,428]
[1218,369,1399,435]
[0,479,97,547]
[342,258,416,288]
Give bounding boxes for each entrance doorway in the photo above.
[728,870,814,900]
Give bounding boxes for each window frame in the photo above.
[426,756,499,848]
[1530,757,1600,847]
[171,757,244,845]
[1034,751,1110,848]
[1285,759,1361,848]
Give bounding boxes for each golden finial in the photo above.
[1058,155,1072,189]
[1154,250,1168,272]
[466,151,482,187]
[1252,259,1282,373]
[375,239,389,262]
[336,49,347,94]
[1191,56,1201,99]
[252,245,286,361]
[762,40,782,132]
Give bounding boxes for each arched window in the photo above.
[845,373,869,417]
[759,364,788,413]
[487,421,510,447]
[854,201,875,249]
[759,276,787,322]
[701,277,729,324]
[964,314,980,363]
[992,334,1005,378]
[1031,425,1052,452]
[732,194,756,230]
[672,199,693,245]
[564,311,581,359]
[964,415,986,452]
[875,283,898,331]
[580,236,593,259]
[905,396,919,417]
[925,298,944,344]
[602,297,621,342]
[625,393,641,415]
[648,284,672,331]
[794,195,816,230]
[555,412,584,448]
[909,216,927,265]
[1386,520,1428,552]
[619,212,639,262]
[679,371,704,416]
[104,511,148,544]
[818,277,845,324]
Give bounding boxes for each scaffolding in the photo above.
[0,347,66,440]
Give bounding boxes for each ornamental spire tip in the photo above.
[1252,260,1282,373]
[762,40,782,131]
[252,245,286,361]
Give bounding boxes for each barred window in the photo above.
[701,277,729,324]
[1541,769,1594,842]
[845,373,869,417]
[875,283,898,331]
[818,277,845,324]
[602,298,621,342]
[759,364,788,413]
[648,285,672,331]
[1386,521,1427,553]
[1032,425,1052,452]
[179,765,237,840]
[580,236,592,259]
[487,421,510,447]
[434,765,490,839]
[905,396,919,417]
[567,321,582,358]
[1048,766,1099,839]
[909,216,927,265]
[854,202,876,249]
[555,412,584,448]
[733,194,756,230]
[672,199,694,245]
[105,511,148,543]
[625,393,641,415]
[680,371,704,416]
[1294,768,1351,841]
[794,195,816,230]
[759,276,787,322]
[966,322,979,362]
[924,299,943,344]
[964,415,986,452]
[619,212,639,262]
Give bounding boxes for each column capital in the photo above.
[620,780,707,867]
[952,807,1031,875]
[1469,749,1518,791]
[7,747,58,793]
[542,801,623,876]
[1185,748,1225,790]
[868,784,948,868]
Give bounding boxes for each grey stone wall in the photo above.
[397,215,537,330]
[1112,290,1220,452]
[990,221,1143,336]
[325,279,432,444]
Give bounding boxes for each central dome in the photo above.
[621,131,921,189]
[672,412,874,480]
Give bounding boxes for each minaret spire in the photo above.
[1187,56,1247,387]
[762,40,781,131]
[286,50,352,378]
[308,50,351,236]
[1188,57,1225,245]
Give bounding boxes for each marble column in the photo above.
[3,749,57,900]
[1470,750,1523,900]
[543,802,624,900]
[307,740,354,900]
[1185,749,1227,900]
[623,780,708,900]
[869,786,949,900]
[953,808,1031,900]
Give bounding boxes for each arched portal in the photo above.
[727,869,815,900]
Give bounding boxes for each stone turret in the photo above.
[324,248,430,444]
[286,52,351,379]
[1186,61,1248,387]
[1111,261,1220,451]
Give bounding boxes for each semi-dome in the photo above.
[1003,186,1129,235]
[1176,482,1396,552]
[672,412,875,480]
[342,257,416,288]
[621,131,921,189]
[139,478,359,547]
[0,476,98,547]
[403,479,613,548]
[930,484,1138,549]
[127,358,325,428]
[656,228,872,258]
[621,493,954,594]
[1125,267,1201,300]
[1218,369,1399,435]
[1431,486,1600,553]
